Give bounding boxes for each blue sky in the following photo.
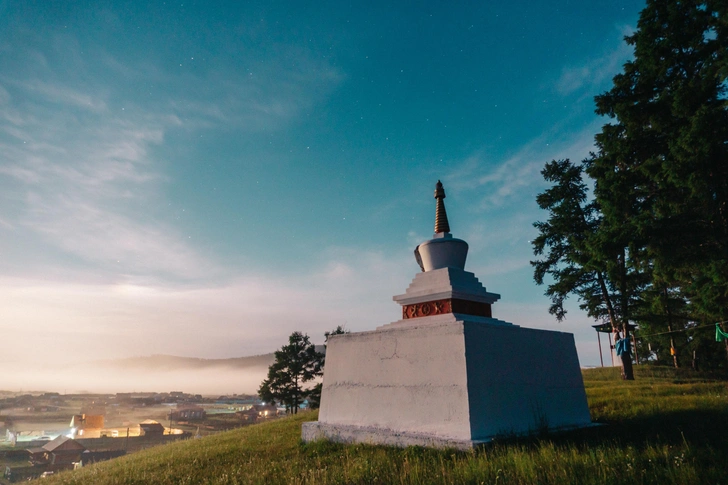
[1,0,646,378]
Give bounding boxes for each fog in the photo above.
[2,362,269,396]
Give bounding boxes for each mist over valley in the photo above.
[2,353,276,395]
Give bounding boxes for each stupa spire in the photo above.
[434,180,450,234]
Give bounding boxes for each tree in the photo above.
[324,325,348,342]
[588,0,728,367]
[532,159,640,380]
[307,326,349,410]
[258,332,324,414]
[590,0,728,312]
[532,160,608,322]
[534,0,728,375]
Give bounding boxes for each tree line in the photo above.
[532,0,728,379]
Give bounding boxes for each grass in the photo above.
[35,367,728,485]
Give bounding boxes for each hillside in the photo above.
[35,367,728,485]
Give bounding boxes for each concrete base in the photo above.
[302,421,488,450]
[302,420,600,451]
[303,315,592,447]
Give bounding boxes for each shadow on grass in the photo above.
[300,408,728,459]
[493,407,728,453]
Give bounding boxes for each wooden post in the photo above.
[608,332,615,366]
[597,330,604,367]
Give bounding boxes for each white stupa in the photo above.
[302,181,592,449]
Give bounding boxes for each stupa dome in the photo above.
[414,180,469,272]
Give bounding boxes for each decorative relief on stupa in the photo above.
[401,298,492,319]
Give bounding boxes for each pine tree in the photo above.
[532,160,609,322]
[534,1,728,373]
[258,332,324,414]
[532,159,643,379]
[589,0,728,328]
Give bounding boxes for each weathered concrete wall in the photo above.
[311,316,592,447]
[463,323,591,439]
[319,321,472,440]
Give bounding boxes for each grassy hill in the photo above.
[36,367,728,485]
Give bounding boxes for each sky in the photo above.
[1,0,648,391]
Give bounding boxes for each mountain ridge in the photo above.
[82,353,276,371]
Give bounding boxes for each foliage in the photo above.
[532,159,641,379]
[258,332,324,414]
[38,367,728,485]
[588,0,728,357]
[532,159,613,323]
[533,0,728,373]
[324,325,348,343]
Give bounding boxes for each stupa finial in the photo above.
[434,180,450,234]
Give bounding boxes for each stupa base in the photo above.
[303,316,592,448]
[302,421,487,450]
[302,420,600,450]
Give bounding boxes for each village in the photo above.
[0,390,280,482]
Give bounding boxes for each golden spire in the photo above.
[434,180,450,234]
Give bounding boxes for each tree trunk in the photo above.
[619,249,635,380]
[620,320,635,380]
[620,348,634,381]
[597,272,618,331]
[598,270,634,379]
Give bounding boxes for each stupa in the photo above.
[302,181,592,449]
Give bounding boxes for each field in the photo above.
[31,367,728,484]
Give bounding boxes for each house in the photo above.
[70,414,104,429]
[251,404,278,418]
[236,408,259,422]
[14,438,127,481]
[70,414,105,438]
[168,406,206,421]
[27,436,85,467]
[139,420,165,436]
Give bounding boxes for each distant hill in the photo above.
[86,353,277,371]
[85,345,326,371]
[7,347,328,395]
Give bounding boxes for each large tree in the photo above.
[534,0,728,374]
[532,159,641,379]
[589,0,728,324]
[258,332,324,414]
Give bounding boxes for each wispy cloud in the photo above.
[555,25,635,97]
[0,95,207,282]
[18,79,108,112]
[0,29,343,286]
[0,245,414,367]
[445,123,599,212]
[0,21,410,367]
